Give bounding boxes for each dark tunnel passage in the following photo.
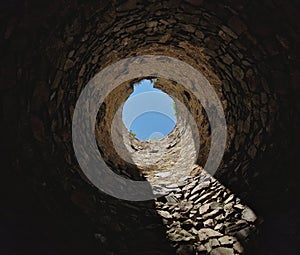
[1,0,300,254]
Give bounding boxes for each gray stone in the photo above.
[224,202,234,215]
[169,229,195,242]
[191,181,210,195]
[178,200,194,212]
[218,235,235,245]
[208,238,220,247]
[198,228,222,241]
[209,202,222,210]
[182,180,198,191]
[233,242,244,253]
[165,194,179,203]
[199,204,210,215]
[155,172,172,178]
[214,223,224,231]
[204,219,214,227]
[204,242,213,253]
[225,220,248,235]
[195,191,214,204]
[181,219,194,228]
[189,193,200,201]
[215,214,225,221]
[202,208,222,220]
[196,244,206,253]
[241,207,257,222]
[233,204,245,211]
[224,194,234,204]
[210,247,235,255]
[157,210,173,219]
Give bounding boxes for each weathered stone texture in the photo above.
[1,0,299,254]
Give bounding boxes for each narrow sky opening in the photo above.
[122,79,177,141]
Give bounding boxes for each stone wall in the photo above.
[39,0,278,193]
[1,0,300,254]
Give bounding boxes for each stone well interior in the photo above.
[1,0,300,254]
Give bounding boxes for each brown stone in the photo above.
[64,59,75,71]
[232,64,244,81]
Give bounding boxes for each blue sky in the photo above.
[122,79,176,140]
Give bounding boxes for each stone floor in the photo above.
[123,122,258,254]
[152,166,258,254]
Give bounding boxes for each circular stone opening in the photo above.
[122,79,177,141]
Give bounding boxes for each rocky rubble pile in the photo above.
[153,166,258,254]
[126,117,258,254]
